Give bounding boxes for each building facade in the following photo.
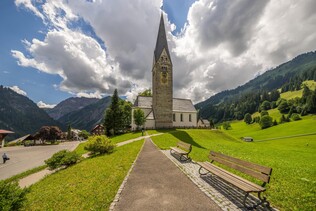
[132,13,197,130]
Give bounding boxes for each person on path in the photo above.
[2,153,9,163]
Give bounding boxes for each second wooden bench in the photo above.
[197,151,272,210]
[170,141,192,161]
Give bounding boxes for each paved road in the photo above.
[0,141,80,180]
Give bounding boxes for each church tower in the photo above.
[152,13,173,128]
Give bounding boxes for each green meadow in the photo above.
[22,140,144,210]
[151,119,316,210]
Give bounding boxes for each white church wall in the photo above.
[173,112,197,128]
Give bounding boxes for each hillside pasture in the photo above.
[151,128,316,211]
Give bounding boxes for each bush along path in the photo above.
[18,133,163,188]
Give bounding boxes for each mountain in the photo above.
[196,51,316,122]
[58,96,112,131]
[0,86,64,140]
[46,97,99,120]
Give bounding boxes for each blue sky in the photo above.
[0,0,315,108]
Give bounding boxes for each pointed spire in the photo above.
[154,12,171,62]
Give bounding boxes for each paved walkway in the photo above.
[112,138,221,211]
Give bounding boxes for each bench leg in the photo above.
[243,192,271,210]
[198,166,209,176]
[180,154,191,162]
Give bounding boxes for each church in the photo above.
[131,13,197,130]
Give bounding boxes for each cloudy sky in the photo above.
[1,0,315,108]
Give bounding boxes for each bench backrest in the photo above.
[177,141,192,153]
[209,151,272,183]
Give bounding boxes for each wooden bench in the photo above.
[170,141,192,161]
[197,151,272,210]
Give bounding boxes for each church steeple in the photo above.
[154,13,171,63]
[152,11,173,129]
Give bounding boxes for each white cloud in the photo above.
[37,101,56,109]
[15,0,44,20]
[76,91,103,99]
[9,86,27,96]
[12,0,316,104]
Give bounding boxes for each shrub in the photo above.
[84,135,115,155]
[260,110,269,117]
[259,115,273,129]
[278,100,290,113]
[0,181,28,210]
[45,150,81,170]
[244,113,252,124]
[291,113,301,121]
[222,122,232,130]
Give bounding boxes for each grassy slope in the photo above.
[151,125,316,210]
[280,80,316,100]
[227,115,315,140]
[23,140,144,210]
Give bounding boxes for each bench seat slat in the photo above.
[198,161,265,193]
[170,147,188,155]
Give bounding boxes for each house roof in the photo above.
[134,96,196,113]
[0,130,14,134]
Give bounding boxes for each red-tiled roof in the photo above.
[0,130,14,134]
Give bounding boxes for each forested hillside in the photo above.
[0,86,64,140]
[196,51,316,123]
[58,96,112,131]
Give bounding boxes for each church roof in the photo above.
[173,98,196,112]
[134,96,196,113]
[154,13,171,62]
[134,96,152,108]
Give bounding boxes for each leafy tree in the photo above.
[222,122,232,130]
[244,113,252,124]
[133,108,146,130]
[253,116,261,123]
[259,115,273,129]
[138,89,152,96]
[104,89,131,135]
[84,135,115,155]
[38,126,63,143]
[306,89,316,113]
[79,130,90,139]
[0,181,28,210]
[269,90,280,101]
[260,101,271,111]
[273,119,278,126]
[120,101,132,131]
[67,124,72,140]
[291,113,301,121]
[209,118,215,128]
[278,100,290,113]
[260,110,269,117]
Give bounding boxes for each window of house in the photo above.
[180,113,183,122]
[173,113,176,122]
[189,114,192,122]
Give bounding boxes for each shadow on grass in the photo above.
[156,129,206,149]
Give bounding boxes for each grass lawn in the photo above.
[226,115,316,141]
[22,140,144,210]
[151,128,316,211]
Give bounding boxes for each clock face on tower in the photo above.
[161,66,168,84]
